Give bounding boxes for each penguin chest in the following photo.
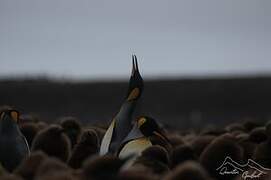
[0,136,29,171]
[118,138,152,159]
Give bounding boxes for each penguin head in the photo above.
[59,116,82,148]
[126,55,144,102]
[80,129,100,147]
[0,109,20,124]
[40,125,66,138]
[0,109,21,136]
[0,109,21,132]
[136,116,169,143]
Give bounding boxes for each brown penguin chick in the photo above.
[82,155,127,180]
[200,133,244,180]
[237,133,256,160]
[59,116,82,149]
[230,130,245,137]
[249,126,267,144]
[167,134,185,148]
[36,171,79,180]
[36,121,48,131]
[170,144,197,169]
[118,169,157,180]
[133,145,170,175]
[31,125,71,162]
[14,151,48,180]
[182,133,197,144]
[0,105,13,112]
[243,120,262,132]
[68,129,100,169]
[89,126,106,142]
[19,122,39,146]
[190,135,216,158]
[200,126,226,136]
[19,114,40,124]
[0,174,23,180]
[164,161,212,180]
[235,132,249,141]
[34,157,71,179]
[149,135,172,153]
[140,145,169,165]
[225,123,246,133]
[252,122,271,168]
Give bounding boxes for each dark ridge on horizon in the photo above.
[1,76,271,129]
[1,73,271,83]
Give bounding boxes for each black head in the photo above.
[137,116,170,143]
[126,55,144,101]
[0,109,20,124]
[59,116,82,148]
[43,125,65,136]
[80,129,100,147]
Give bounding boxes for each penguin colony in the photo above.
[1,56,271,180]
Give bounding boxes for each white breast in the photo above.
[99,120,115,155]
[118,138,152,169]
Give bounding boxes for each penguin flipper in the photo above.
[16,135,30,156]
[99,119,116,155]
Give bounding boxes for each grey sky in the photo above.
[0,0,270,79]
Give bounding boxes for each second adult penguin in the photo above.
[117,116,171,161]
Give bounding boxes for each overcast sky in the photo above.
[0,0,270,79]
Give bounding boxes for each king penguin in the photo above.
[100,55,144,155]
[0,109,30,172]
[117,116,171,163]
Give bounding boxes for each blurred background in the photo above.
[0,0,271,129]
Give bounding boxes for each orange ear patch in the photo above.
[10,111,19,122]
[127,88,140,101]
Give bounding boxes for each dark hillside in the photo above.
[0,77,271,129]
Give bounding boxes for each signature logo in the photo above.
[216,156,271,180]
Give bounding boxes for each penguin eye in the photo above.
[138,117,146,128]
[127,88,140,101]
[10,111,19,122]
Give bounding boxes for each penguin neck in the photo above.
[115,100,137,130]
[110,100,138,151]
[119,100,137,119]
[122,124,144,143]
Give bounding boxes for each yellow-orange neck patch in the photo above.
[10,111,19,123]
[127,88,140,101]
[138,117,146,128]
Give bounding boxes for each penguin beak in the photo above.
[153,131,171,144]
[132,54,139,76]
[126,55,143,101]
